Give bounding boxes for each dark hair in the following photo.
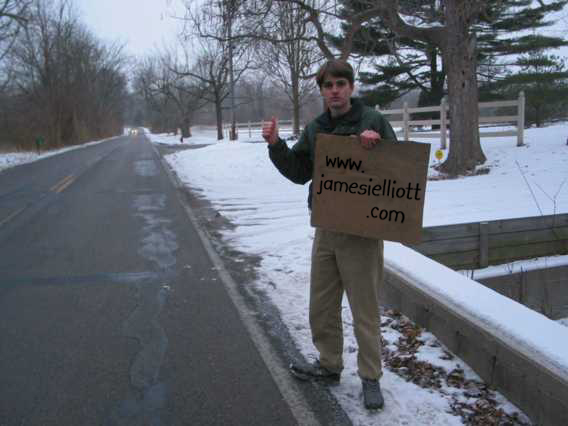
[316,60,354,88]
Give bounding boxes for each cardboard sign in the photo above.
[311,134,430,244]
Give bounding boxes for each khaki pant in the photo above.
[310,228,383,380]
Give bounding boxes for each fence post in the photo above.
[248,121,251,138]
[440,96,448,150]
[517,91,525,147]
[479,221,489,268]
[403,101,409,141]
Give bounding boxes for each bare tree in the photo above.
[133,57,178,133]
[237,74,269,121]
[160,50,209,137]
[182,40,231,140]
[179,0,260,139]
[0,0,30,58]
[172,30,251,140]
[258,1,323,136]
[1,0,127,149]
[0,0,31,92]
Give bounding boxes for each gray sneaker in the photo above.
[289,360,341,384]
[362,378,384,410]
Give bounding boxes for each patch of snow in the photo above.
[0,136,119,172]
[465,254,568,280]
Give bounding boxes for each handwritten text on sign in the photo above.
[311,134,431,244]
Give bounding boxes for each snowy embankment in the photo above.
[0,136,120,173]
[158,123,568,425]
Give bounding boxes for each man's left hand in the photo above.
[360,130,381,149]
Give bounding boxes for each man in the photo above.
[262,60,397,410]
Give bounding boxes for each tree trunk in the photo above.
[429,48,444,130]
[215,95,224,140]
[256,80,265,120]
[292,75,301,137]
[227,16,237,141]
[439,2,486,175]
[181,116,191,138]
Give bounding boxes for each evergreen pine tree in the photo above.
[330,0,445,110]
[332,0,568,121]
[487,52,568,127]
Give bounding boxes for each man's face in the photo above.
[320,75,354,116]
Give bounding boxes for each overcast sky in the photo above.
[77,0,568,62]
[77,0,185,58]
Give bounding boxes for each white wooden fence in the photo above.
[199,92,526,144]
[221,120,299,138]
[195,121,299,138]
[377,91,526,148]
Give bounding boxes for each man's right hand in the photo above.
[262,117,279,145]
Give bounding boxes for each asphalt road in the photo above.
[0,135,311,425]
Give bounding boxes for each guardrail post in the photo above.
[479,221,489,268]
[517,91,525,147]
[440,96,448,150]
[403,101,409,141]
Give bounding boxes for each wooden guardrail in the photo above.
[377,91,526,149]
[409,213,568,270]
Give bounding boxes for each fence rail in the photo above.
[196,121,299,139]
[409,213,568,270]
[199,92,526,143]
[377,91,526,149]
[223,120,299,138]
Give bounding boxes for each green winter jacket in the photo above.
[268,98,398,209]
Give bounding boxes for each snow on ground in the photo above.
[468,253,568,280]
[150,129,218,146]
[2,124,566,424]
[0,136,120,173]
[159,123,568,425]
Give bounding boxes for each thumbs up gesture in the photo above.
[262,117,279,145]
[360,129,381,149]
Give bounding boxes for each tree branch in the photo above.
[372,0,445,47]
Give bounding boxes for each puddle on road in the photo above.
[132,194,177,270]
[134,160,158,177]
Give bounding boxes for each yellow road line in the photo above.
[50,175,74,193]
[55,175,75,193]
[0,207,25,228]
[0,173,76,229]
